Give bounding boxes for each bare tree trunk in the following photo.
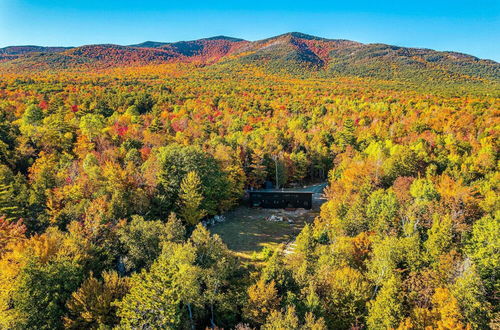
[187,303,194,330]
[210,303,215,329]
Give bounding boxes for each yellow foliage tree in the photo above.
[244,279,281,325]
[65,270,130,329]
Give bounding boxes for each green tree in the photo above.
[260,248,295,295]
[316,266,371,328]
[116,242,198,329]
[189,224,240,327]
[303,312,328,330]
[164,212,186,243]
[410,178,440,202]
[292,223,317,282]
[12,258,84,330]
[117,215,170,273]
[79,114,105,141]
[147,144,229,216]
[452,264,491,329]
[178,171,207,226]
[337,118,356,150]
[466,214,499,298]
[366,189,399,235]
[382,147,424,185]
[262,306,327,330]
[220,161,246,211]
[22,104,44,126]
[171,253,202,330]
[262,306,299,330]
[368,236,404,287]
[367,274,404,329]
[0,183,19,221]
[290,151,310,183]
[425,214,453,263]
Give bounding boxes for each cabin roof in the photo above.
[248,190,313,194]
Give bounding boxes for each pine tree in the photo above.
[164,212,186,243]
[178,171,207,226]
[0,183,19,221]
[148,117,164,133]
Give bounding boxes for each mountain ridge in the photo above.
[2,32,496,62]
[1,32,498,84]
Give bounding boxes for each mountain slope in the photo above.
[226,32,361,70]
[0,45,70,62]
[0,36,248,70]
[159,37,248,63]
[0,33,498,84]
[323,43,499,82]
[0,45,178,70]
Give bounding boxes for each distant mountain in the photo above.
[129,41,169,48]
[0,33,498,84]
[158,36,248,63]
[0,45,70,62]
[0,36,249,70]
[130,36,244,48]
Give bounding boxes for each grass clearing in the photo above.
[209,206,318,262]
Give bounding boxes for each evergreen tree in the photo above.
[164,212,186,243]
[0,183,19,221]
[117,215,170,273]
[178,171,207,226]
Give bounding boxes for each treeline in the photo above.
[0,69,498,328]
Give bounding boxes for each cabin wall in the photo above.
[248,192,313,209]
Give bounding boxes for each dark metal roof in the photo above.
[248,190,313,194]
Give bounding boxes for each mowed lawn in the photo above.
[209,206,317,260]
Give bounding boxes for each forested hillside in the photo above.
[0,36,498,329]
[1,32,499,87]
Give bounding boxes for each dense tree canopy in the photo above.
[0,63,497,328]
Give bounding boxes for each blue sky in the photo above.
[1,0,499,61]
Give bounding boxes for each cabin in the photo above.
[248,190,313,209]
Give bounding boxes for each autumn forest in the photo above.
[0,32,498,329]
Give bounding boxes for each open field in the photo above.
[210,184,326,261]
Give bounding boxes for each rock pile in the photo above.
[266,215,284,222]
[201,215,226,227]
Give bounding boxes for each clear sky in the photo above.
[0,0,499,61]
